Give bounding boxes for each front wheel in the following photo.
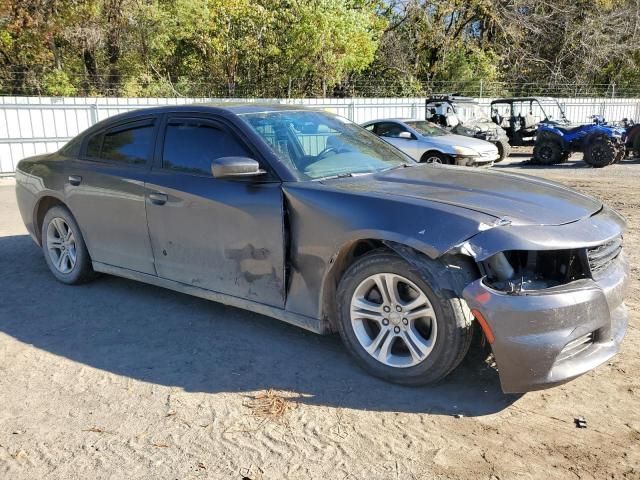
[420,151,451,165]
[533,137,564,164]
[336,251,473,386]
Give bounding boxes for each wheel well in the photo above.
[34,196,66,244]
[420,150,448,164]
[320,240,481,332]
[321,239,385,331]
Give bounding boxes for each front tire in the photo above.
[336,251,473,386]
[42,206,95,284]
[420,151,451,165]
[533,135,564,164]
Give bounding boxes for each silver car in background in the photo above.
[362,118,499,166]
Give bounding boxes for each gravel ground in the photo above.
[0,152,639,480]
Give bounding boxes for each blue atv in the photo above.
[533,115,627,167]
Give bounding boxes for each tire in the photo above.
[633,135,640,159]
[532,136,564,165]
[420,151,451,165]
[335,250,473,386]
[494,139,511,163]
[42,205,95,284]
[583,137,617,168]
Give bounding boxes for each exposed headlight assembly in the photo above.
[481,250,589,293]
[453,146,479,157]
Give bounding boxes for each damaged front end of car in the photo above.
[453,208,630,393]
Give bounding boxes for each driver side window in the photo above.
[162,119,249,176]
[375,122,409,138]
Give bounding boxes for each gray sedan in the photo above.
[362,118,499,166]
[14,104,628,393]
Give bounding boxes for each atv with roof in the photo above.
[425,95,511,162]
[490,97,570,146]
[533,115,627,167]
[620,118,640,158]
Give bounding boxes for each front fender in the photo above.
[281,182,497,320]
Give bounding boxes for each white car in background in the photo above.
[361,118,499,166]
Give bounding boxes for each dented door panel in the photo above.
[145,171,286,307]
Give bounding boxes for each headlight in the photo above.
[453,146,479,156]
[460,127,480,136]
[481,250,588,293]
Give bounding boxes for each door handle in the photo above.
[68,175,82,186]
[148,192,168,205]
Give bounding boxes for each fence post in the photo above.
[411,103,417,119]
[479,79,483,99]
[89,102,99,125]
[348,101,355,122]
[611,83,616,99]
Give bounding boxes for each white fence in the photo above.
[1,96,639,174]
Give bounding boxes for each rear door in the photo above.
[65,117,158,274]
[144,114,286,307]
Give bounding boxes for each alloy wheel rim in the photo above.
[540,146,552,161]
[46,217,77,274]
[426,156,442,164]
[350,273,437,368]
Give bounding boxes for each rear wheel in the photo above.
[421,151,451,165]
[42,206,95,284]
[583,137,617,168]
[533,134,564,164]
[494,139,511,163]
[633,135,640,158]
[336,251,473,386]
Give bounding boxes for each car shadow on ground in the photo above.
[1,234,520,417]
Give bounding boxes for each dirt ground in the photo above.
[0,152,639,480]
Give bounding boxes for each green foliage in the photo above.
[0,0,638,97]
[42,69,77,96]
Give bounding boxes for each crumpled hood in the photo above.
[423,133,497,153]
[329,165,602,226]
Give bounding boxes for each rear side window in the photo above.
[59,136,82,157]
[85,120,155,165]
[162,119,249,176]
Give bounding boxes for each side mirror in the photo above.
[211,157,266,179]
[398,131,414,139]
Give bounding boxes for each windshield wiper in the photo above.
[383,163,414,172]
[314,172,354,181]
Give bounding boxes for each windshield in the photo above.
[405,121,447,137]
[240,110,414,180]
[455,103,490,123]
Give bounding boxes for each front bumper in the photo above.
[454,153,498,167]
[462,255,630,393]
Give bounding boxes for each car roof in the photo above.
[81,102,320,134]
[361,118,421,125]
[490,97,554,104]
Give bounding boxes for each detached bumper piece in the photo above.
[463,255,629,393]
[454,153,498,167]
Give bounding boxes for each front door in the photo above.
[374,122,420,159]
[145,115,286,307]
